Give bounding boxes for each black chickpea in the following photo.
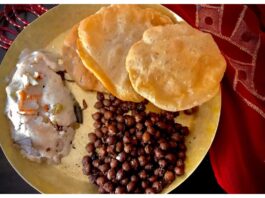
[136,131,143,140]
[136,122,144,130]
[94,139,102,148]
[116,151,126,162]
[174,166,185,176]
[158,159,167,168]
[144,145,152,154]
[127,181,136,192]
[164,171,175,183]
[86,143,95,153]
[160,142,170,151]
[108,124,117,135]
[124,144,133,153]
[156,121,167,129]
[106,146,114,154]
[142,132,151,143]
[98,147,107,157]
[103,182,114,193]
[165,153,176,163]
[105,145,115,155]
[94,101,103,109]
[121,178,129,186]
[110,158,119,168]
[145,188,156,194]
[96,176,106,186]
[93,121,102,129]
[106,136,116,145]
[99,163,109,172]
[141,180,149,189]
[154,148,164,159]
[136,103,145,111]
[104,110,113,120]
[109,106,116,112]
[104,156,111,163]
[115,186,126,194]
[116,169,125,181]
[178,151,186,159]
[144,120,153,127]
[139,170,147,179]
[153,181,163,192]
[176,159,184,167]
[107,168,116,180]
[92,112,102,121]
[92,159,100,168]
[130,158,139,169]
[117,122,125,131]
[116,114,124,122]
[122,161,131,171]
[87,133,97,142]
[147,126,156,135]
[138,155,147,166]
[103,99,111,107]
[123,135,131,144]
[95,129,103,138]
[131,175,138,182]
[125,116,135,127]
[149,175,157,183]
[135,113,144,122]
[82,155,91,166]
[145,163,153,171]
[98,187,105,194]
[101,126,108,134]
[83,92,191,194]
[154,168,165,177]
[115,142,123,152]
[82,163,92,175]
[97,92,104,101]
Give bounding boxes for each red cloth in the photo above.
[164,4,265,193]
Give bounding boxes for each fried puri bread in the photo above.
[63,25,106,92]
[126,23,226,111]
[77,5,173,102]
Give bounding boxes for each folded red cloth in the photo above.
[164,4,265,193]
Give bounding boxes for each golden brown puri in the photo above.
[78,5,173,102]
[63,25,106,92]
[126,23,226,111]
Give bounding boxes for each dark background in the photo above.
[0,4,225,194]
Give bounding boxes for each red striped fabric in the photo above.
[165,4,265,193]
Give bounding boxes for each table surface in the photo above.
[0,4,225,194]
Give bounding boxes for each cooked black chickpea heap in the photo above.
[82,92,191,194]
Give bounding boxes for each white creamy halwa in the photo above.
[6,50,77,164]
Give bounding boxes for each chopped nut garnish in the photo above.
[71,122,80,129]
[33,71,40,79]
[58,58,63,65]
[43,104,49,112]
[51,103,64,115]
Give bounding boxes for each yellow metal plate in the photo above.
[0,4,221,193]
